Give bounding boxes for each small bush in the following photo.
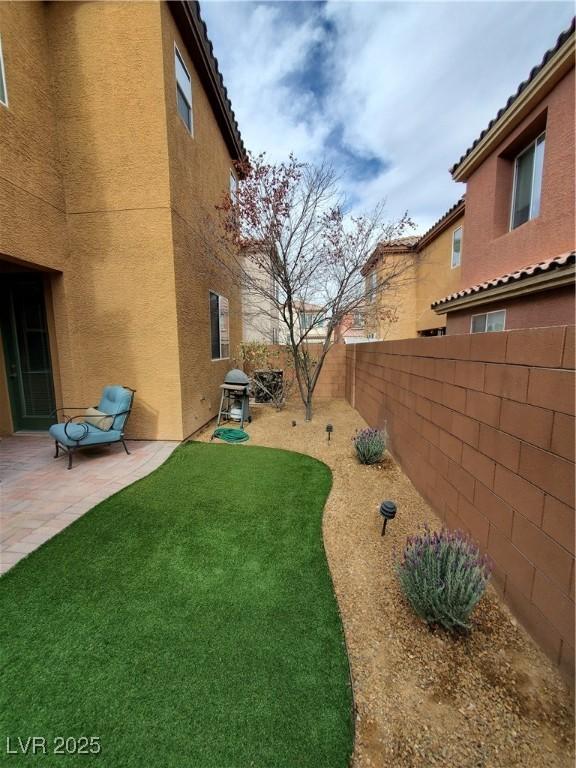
[353,427,386,464]
[396,526,491,632]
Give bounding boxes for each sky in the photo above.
[201,1,573,233]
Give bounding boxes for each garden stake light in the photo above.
[379,500,397,536]
[326,423,333,441]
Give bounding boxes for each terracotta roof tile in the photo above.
[431,252,575,308]
[416,197,465,249]
[377,236,421,251]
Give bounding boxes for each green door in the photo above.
[0,274,56,431]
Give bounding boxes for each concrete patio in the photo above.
[0,434,179,575]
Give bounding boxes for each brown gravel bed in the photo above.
[197,399,574,768]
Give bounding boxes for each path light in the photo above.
[291,420,297,427]
[379,500,397,536]
[326,424,333,442]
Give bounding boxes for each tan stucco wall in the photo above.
[415,214,463,331]
[160,5,242,439]
[1,1,241,440]
[0,2,67,435]
[379,261,418,340]
[370,214,464,340]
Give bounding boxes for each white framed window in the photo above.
[175,45,192,133]
[510,132,545,230]
[0,34,8,107]
[471,309,506,334]
[230,171,238,202]
[210,292,229,359]
[451,226,462,268]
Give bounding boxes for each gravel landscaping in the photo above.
[200,398,574,768]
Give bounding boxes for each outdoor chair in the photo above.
[49,385,136,470]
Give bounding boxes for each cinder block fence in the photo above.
[341,327,575,681]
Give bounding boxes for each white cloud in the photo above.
[202,1,573,232]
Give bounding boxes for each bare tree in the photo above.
[201,153,415,421]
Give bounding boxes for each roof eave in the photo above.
[432,264,575,314]
[361,246,415,276]
[451,32,575,182]
[416,199,465,251]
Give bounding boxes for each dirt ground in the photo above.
[197,399,574,768]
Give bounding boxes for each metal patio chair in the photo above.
[49,385,136,469]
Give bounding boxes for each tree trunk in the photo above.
[305,398,313,421]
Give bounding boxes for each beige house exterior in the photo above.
[362,201,464,340]
[0,1,245,440]
[241,245,281,345]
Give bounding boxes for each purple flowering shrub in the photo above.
[397,525,491,632]
[353,427,386,464]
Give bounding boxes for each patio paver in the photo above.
[0,434,179,574]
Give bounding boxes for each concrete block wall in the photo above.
[255,343,347,401]
[345,327,575,680]
[315,344,347,399]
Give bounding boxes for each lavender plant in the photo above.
[353,427,386,464]
[396,525,491,632]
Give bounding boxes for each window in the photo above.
[210,292,229,359]
[471,309,506,334]
[451,226,462,268]
[365,272,376,302]
[352,311,364,328]
[510,133,545,229]
[299,312,314,330]
[0,34,7,107]
[230,171,238,203]
[175,45,192,132]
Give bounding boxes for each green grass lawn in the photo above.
[0,443,353,767]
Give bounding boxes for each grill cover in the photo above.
[224,369,250,386]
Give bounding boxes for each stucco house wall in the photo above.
[0,1,245,440]
[160,4,243,439]
[415,213,463,332]
[365,208,464,341]
[448,286,575,335]
[460,69,575,288]
[0,2,68,434]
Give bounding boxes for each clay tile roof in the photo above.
[416,196,465,250]
[362,197,467,276]
[361,235,420,275]
[379,235,421,249]
[450,18,575,175]
[431,251,576,308]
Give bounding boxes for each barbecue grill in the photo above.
[217,369,251,429]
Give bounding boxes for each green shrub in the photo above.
[397,526,491,632]
[353,427,386,464]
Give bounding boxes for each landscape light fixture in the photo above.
[291,420,296,427]
[379,500,397,536]
[326,424,333,441]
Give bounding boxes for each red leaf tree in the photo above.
[205,153,415,420]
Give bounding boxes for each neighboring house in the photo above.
[361,201,465,341]
[362,236,419,340]
[0,1,246,440]
[241,243,281,345]
[433,20,575,334]
[275,301,329,345]
[334,311,371,344]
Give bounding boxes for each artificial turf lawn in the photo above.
[0,442,353,767]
